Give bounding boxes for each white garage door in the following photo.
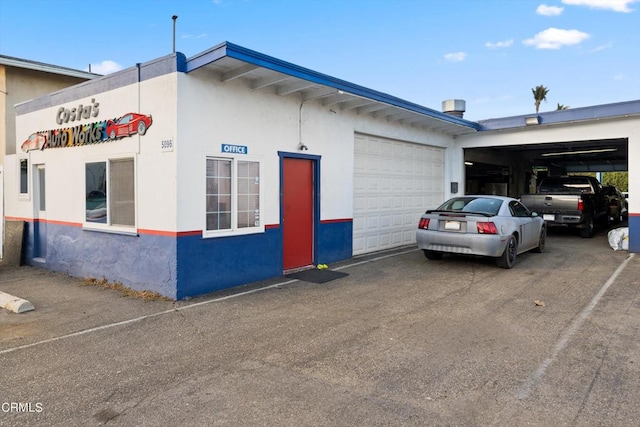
[353,134,444,255]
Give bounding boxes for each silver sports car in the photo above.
[416,195,546,268]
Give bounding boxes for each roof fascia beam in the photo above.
[276,80,317,96]
[222,63,259,82]
[357,103,391,114]
[251,73,291,90]
[341,99,376,111]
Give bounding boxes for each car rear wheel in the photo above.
[423,250,443,260]
[137,121,147,135]
[497,235,517,268]
[533,226,546,253]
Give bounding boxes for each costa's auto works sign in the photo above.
[21,99,152,152]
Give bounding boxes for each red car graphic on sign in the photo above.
[106,113,152,139]
[21,133,47,152]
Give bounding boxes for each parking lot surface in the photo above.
[1,228,639,426]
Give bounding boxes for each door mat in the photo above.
[285,269,349,284]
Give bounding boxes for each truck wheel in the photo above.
[423,250,443,260]
[497,235,517,269]
[580,216,594,238]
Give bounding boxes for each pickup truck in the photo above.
[519,176,610,238]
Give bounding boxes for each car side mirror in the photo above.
[531,212,539,217]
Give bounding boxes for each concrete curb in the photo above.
[0,291,35,313]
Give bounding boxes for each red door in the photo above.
[283,158,314,270]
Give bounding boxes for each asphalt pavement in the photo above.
[1,228,639,426]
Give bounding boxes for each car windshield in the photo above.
[436,197,502,216]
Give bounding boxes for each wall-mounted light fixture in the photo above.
[525,116,540,126]
[298,143,308,151]
[464,161,474,166]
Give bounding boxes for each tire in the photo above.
[616,208,623,224]
[497,235,517,269]
[137,121,147,135]
[580,216,594,238]
[109,129,116,139]
[533,226,546,253]
[423,250,443,260]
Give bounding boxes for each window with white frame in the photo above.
[19,157,29,196]
[205,157,261,235]
[85,158,135,229]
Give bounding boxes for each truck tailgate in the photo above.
[521,194,582,216]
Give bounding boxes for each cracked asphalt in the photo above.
[1,227,639,426]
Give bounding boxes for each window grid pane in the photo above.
[206,158,233,231]
[237,161,260,228]
[19,159,28,194]
[85,162,107,224]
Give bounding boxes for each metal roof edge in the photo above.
[0,54,101,79]
[15,53,186,115]
[185,41,480,131]
[478,99,640,131]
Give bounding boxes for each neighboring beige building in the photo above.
[1,55,99,162]
[1,55,98,259]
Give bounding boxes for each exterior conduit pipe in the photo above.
[298,89,339,151]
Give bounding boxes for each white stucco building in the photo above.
[4,42,639,299]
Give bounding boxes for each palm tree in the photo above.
[556,103,569,110]
[532,85,549,113]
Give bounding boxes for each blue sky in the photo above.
[1,0,638,121]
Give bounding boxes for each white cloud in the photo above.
[613,73,625,80]
[85,60,123,75]
[485,39,514,49]
[523,27,590,49]
[537,4,565,15]
[182,33,208,39]
[590,41,614,52]
[561,0,638,12]
[444,52,467,62]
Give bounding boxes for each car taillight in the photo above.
[418,218,430,229]
[477,222,498,234]
[578,199,584,211]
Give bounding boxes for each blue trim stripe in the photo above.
[629,215,640,253]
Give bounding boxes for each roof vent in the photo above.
[442,99,466,118]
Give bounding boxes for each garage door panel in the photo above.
[379,233,391,246]
[379,214,392,228]
[380,196,392,209]
[366,197,379,210]
[365,236,379,251]
[392,196,403,208]
[392,178,403,190]
[353,134,444,255]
